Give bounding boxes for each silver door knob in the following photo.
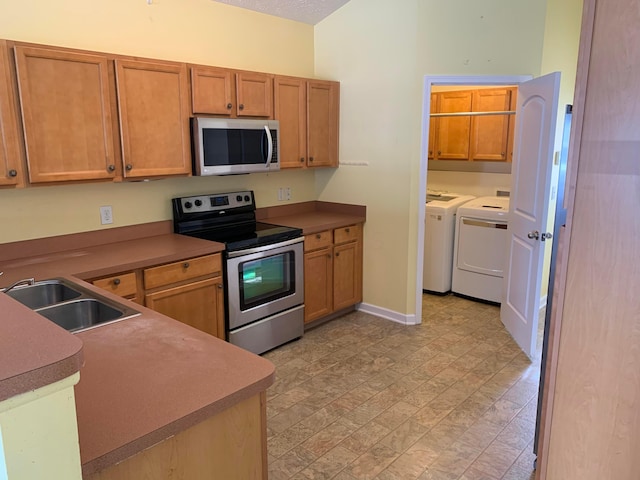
[542,232,553,241]
[527,230,540,240]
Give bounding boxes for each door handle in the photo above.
[541,232,553,241]
[527,230,540,240]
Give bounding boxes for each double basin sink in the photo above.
[4,278,140,332]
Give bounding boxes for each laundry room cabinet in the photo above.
[429,87,517,163]
[303,224,362,324]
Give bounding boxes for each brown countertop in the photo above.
[0,224,225,287]
[0,295,83,402]
[73,297,274,475]
[257,200,366,234]
[0,221,274,476]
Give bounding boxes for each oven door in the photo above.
[226,237,304,330]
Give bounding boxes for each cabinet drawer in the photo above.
[334,224,361,244]
[304,230,332,251]
[93,272,137,298]
[144,254,221,290]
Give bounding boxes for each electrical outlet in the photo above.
[277,188,283,201]
[100,206,113,225]
[285,187,291,201]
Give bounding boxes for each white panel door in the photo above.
[501,72,560,358]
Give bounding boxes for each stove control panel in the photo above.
[176,191,254,214]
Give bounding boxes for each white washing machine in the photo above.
[452,196,510,304]
[423,191,476,294]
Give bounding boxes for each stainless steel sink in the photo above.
[36,299,128,332]
[3,278,140,332]
[5,279,83,309]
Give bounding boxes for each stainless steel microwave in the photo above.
[192,117,280,176]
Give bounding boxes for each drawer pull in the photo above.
[316,234,321,239]
[336,252,340,257]
[218,284,223,289]
[345,228,350,233]
[183,262,190,269]
[112,278,121,286]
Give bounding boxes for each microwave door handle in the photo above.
[264,125,273,168]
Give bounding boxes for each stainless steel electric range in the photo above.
[172,190,304,355]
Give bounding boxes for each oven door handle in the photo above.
[227,236,303,258]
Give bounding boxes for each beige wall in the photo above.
[0,0,316,243]
[315,0,567,316]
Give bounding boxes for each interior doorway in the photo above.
[415,75,531,325]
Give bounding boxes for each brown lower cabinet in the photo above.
[85,391,267,480]
[304,224,363,324]
[90,253,225,340]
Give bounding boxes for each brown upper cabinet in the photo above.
[13,46,118,183]
[0,41,23,187]
[115,59,191,179]
[275,77,339,169]
[191,66,273,118]
[3,38,340,187]
[12,44,191,184]
[469,88,515,162]
[429,87,517,163]
[433,91,473,160]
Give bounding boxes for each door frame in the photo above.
[416,75,532,323]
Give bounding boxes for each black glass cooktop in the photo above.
[188,222,302,252]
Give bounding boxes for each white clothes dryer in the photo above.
[423,191,476,294]
[452,196,510,304]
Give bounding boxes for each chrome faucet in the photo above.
[1,276,36,294]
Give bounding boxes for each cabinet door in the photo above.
[236,72,273,117]
[436,91,472,160]
[304,247,333,323]
[115,59,191,178]
[428,93,438,160]
[0,41,22,187]
[469,88,512,162]
[14,46,117,183]
[307,80,339,168]
[333,240,363,311]
[191,66,235,115]
[274,76,307,169]
[145,277,225,339]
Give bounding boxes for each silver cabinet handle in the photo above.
[527,230,540,240]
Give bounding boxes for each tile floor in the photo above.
[263,293,541,480]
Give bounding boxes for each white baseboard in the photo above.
[357,303,420,325]
[539,295,548,310]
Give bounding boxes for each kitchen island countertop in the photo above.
[0,222,274,476]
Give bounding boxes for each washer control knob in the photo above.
[236,195,243,202]
[194,199,203,207]
[244,195,250,202]
[184,201,193,209]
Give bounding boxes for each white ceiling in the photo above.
[212,0,351,25]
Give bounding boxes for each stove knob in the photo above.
[184,201,192,209]
[194,199,203,207]
[244,195,250,202]
[236,195,243,202]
